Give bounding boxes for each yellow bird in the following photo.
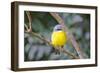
[51,24,67,54]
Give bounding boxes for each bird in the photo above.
[51,24,67,54]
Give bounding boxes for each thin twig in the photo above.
[26,11,32,32]
[30,32,51,45]
[61,47,79,59]
[50,12,84,58]
[24,24,29,31]
[50,13,64,24]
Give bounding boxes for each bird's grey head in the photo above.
[53,24,63,31]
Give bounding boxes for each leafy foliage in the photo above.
[24,11,90,61]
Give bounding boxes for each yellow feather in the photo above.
[51,31,67,47]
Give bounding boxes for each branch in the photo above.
[50,12,84,58]
[26,31,78,59]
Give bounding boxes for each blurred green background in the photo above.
[24,11,90,61]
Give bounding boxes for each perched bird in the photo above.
[51,24,67,54]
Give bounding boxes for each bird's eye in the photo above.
[57,29,62,31]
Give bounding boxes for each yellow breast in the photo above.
[51,31,67,47]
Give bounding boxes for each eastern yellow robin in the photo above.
[51,24,67,54]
